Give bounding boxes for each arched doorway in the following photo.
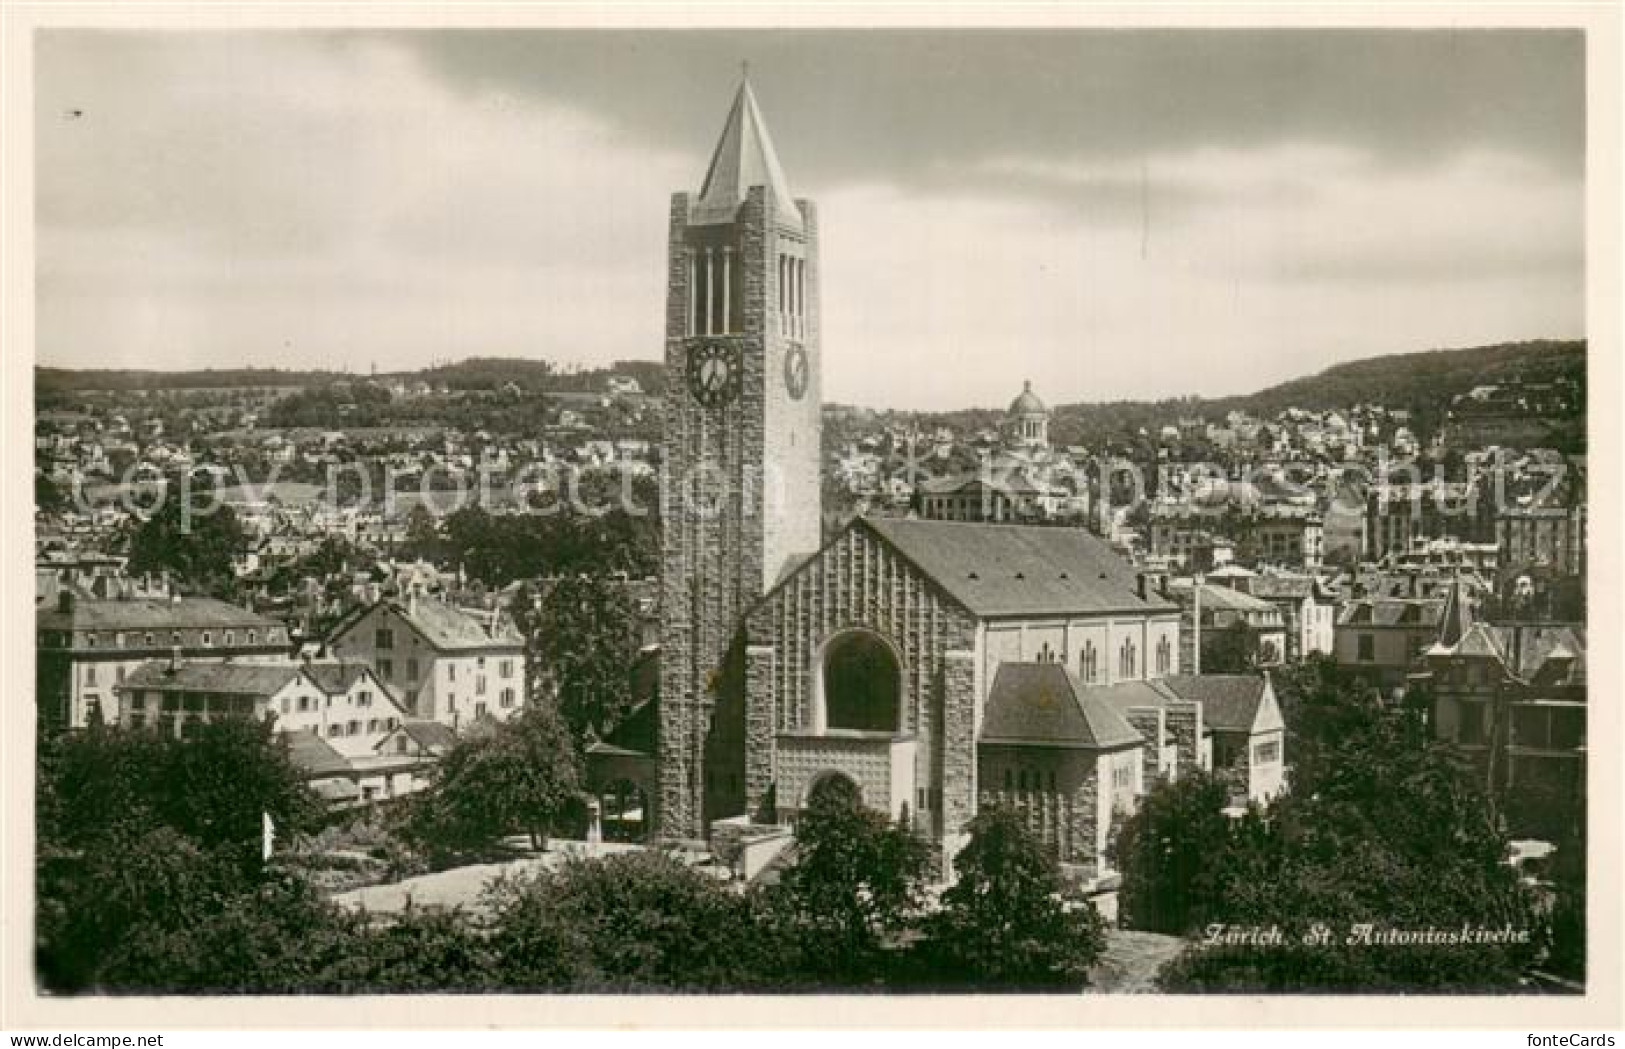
[600,779,649,843]
[821,630,902,733]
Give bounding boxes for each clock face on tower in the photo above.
[784,345,809,401]
[687,341,741,408]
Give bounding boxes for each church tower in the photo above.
[657,77,823,841]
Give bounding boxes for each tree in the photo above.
[484,851,786,991]
[35,719,321,991]
[407,704,582,858]
[1269,654,1384,796]
[126,491,248,595]
[1111,771,1237,934]
[768,776,930,982]
[90,868,363,994]
[35,471,70,513]
[1151,663,1539,992]
[535,574,637,744]
[1201,619,1261,674]
[917,807,1106,989]
[328,905,495,993]
[400,503,448,563]
[40,717,317,865]
[1543,818,1586,982]
[297,534,355,579]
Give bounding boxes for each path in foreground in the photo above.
[330,842,645,917]
[1086,930,1188,994]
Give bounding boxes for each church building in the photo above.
[651,76,1276,878]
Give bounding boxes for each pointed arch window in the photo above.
[1119,638,1138,680]
[1080,640,1098,684]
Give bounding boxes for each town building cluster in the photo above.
[33,76,1586,893]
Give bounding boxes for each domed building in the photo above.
[1006,380,1050,449]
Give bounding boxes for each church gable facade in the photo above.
[741,519,981,851]
[739,515,1183,871]
[650,77,1285,884]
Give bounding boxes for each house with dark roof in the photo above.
[1093,679,1209,791]
[977,663,1144,871]
[1334,595,1445,689]
[732,515,1183,876]
[36,590,291,730]
[916,471,1049,524]
[1158,674,1286,803]
[376,719,459,759]
[115,656,425,806]
[327,592,525,730]
[1417,580,1585,839]
[118,657,407,755]
[1245,572,1340,661]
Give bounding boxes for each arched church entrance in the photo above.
[820,629,902,734]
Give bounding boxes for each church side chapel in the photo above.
[587,74,1290,891]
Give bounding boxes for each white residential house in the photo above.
[115,657,432,807]
[327,593,527,730]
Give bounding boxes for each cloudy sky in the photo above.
[36,29,1584,409]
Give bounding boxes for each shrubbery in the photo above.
[38,723,1109,993]
[1110,661,1547,992]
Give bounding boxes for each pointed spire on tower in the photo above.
[1437,573,1472,649]
[692,72,800,226]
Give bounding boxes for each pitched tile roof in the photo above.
[1337,598,1444,628]
[396,720,459,752]
[1453,623,1508,661]
[1437,578,1472,648]
[1158,674,1267,733]
[36,595,282,634]
[1090,679,1190,714]
[282,730,353,778]
[1491,623,1585,683]
[980,663,1143,749]
[917,472,1046,497]
[861,517,1178,618]
[120,660,303,696]
[1196,584,1278,614]
[303,661,374,695]
[1248,574,1334,601]
[344,598,524,652]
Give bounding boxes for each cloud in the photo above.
[37,33,692,373]
[817,143,1581,408]
[34,31,1585,408]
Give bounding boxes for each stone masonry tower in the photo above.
[657,76,822,841]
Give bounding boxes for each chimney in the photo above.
[1193,576,1203,675]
